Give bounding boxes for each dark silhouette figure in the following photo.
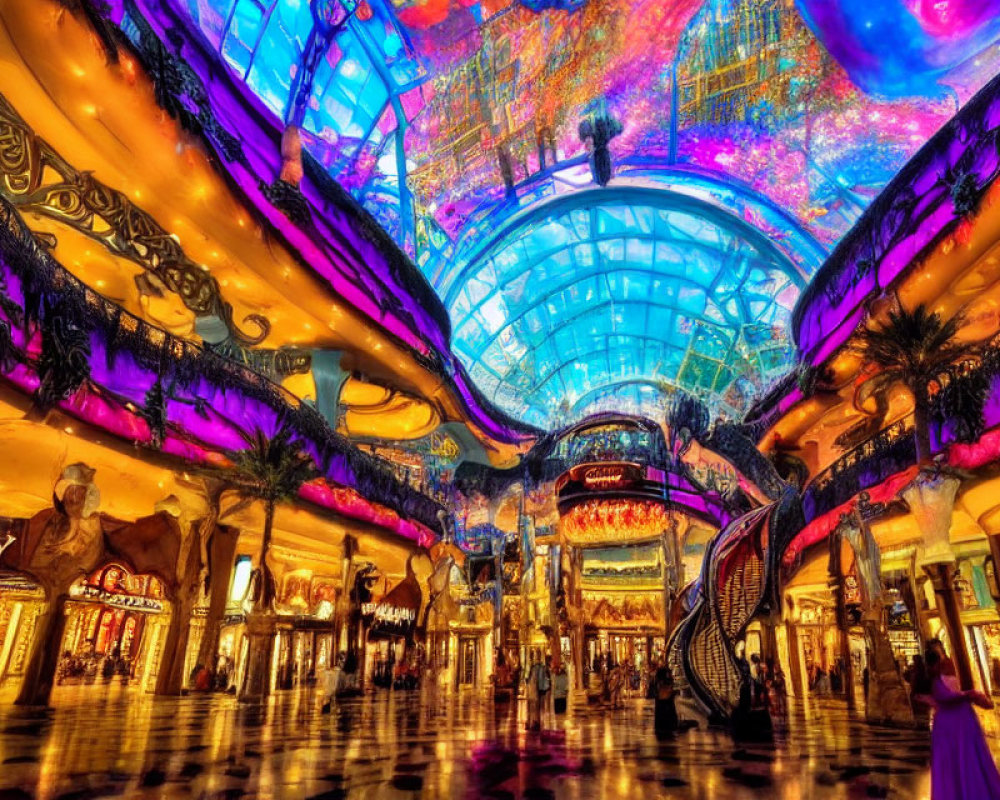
[653,664,678,737]
[732,650,772,741]
[579,115,623,186]
[497,146,516,199]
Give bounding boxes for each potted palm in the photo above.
[223,425,317,702]
[851,304,981,688]
[851,304,973,464]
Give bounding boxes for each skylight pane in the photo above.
[222,0,264,76]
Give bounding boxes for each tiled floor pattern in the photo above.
[0,683,960,799]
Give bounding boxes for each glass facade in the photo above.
[176,0,425,242]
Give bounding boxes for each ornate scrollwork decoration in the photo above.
[0,93,268,346]
[207,338,312,380]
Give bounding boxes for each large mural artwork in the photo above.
[400,0,703,233]
[397,0,1000,248]
[582,590,664,629]
[175,0,1000,252]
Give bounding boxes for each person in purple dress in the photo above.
[922,640,1000,799]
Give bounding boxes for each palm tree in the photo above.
[851,304,971,463]
[225,425,318,612]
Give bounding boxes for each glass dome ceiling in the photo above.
[442,186,807,428]
[157,0,1000,430]
[166,0,427,242]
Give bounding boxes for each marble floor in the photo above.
[0,681,971,800]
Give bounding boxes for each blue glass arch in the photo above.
[444,186,809,428]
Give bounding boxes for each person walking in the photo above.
[552,663,570,715]
[525,654,551,731]
[600,656,613,703]
[770,663,787,717]
[321,652,345,714]
[215,656,231,692]
[749,654,764,705]
[194,663,213,692]
[608,662,624,709]
[653,663,678,737]
[494,653,513,703]
[814,667,831,696]
[905,654,931,720]
[525,653,539,730]
[923,640,1000,799]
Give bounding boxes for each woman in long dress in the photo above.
[924,641,1000,799]
[653,664,678,737]
[608,663,624,709]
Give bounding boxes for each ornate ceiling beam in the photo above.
[0,93,257,345]
[0,92,310,380]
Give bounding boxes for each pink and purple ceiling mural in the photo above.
[163,0,1000,252]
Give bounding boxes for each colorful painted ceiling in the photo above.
[160,0,1000,427]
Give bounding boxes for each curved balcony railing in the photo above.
[0,198,446,538]
[802,420,916,524]
[547,414,670,469]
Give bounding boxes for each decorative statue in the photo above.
[840,509,883,611]
[26,465,104,591]
[423,547,458,631]
[4,464,104,706]
[2,463,193,704]
[838,509,913,725]
[278,124,304,187]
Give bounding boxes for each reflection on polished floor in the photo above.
[0,684,947,800]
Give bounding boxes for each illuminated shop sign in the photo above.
[361,602,417,625]
[556,462,666,518]
[583,465,629,489]
[560,499,670,545]
[69,584,164,613]
[561,462,644,492]
[0,575,43,595]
